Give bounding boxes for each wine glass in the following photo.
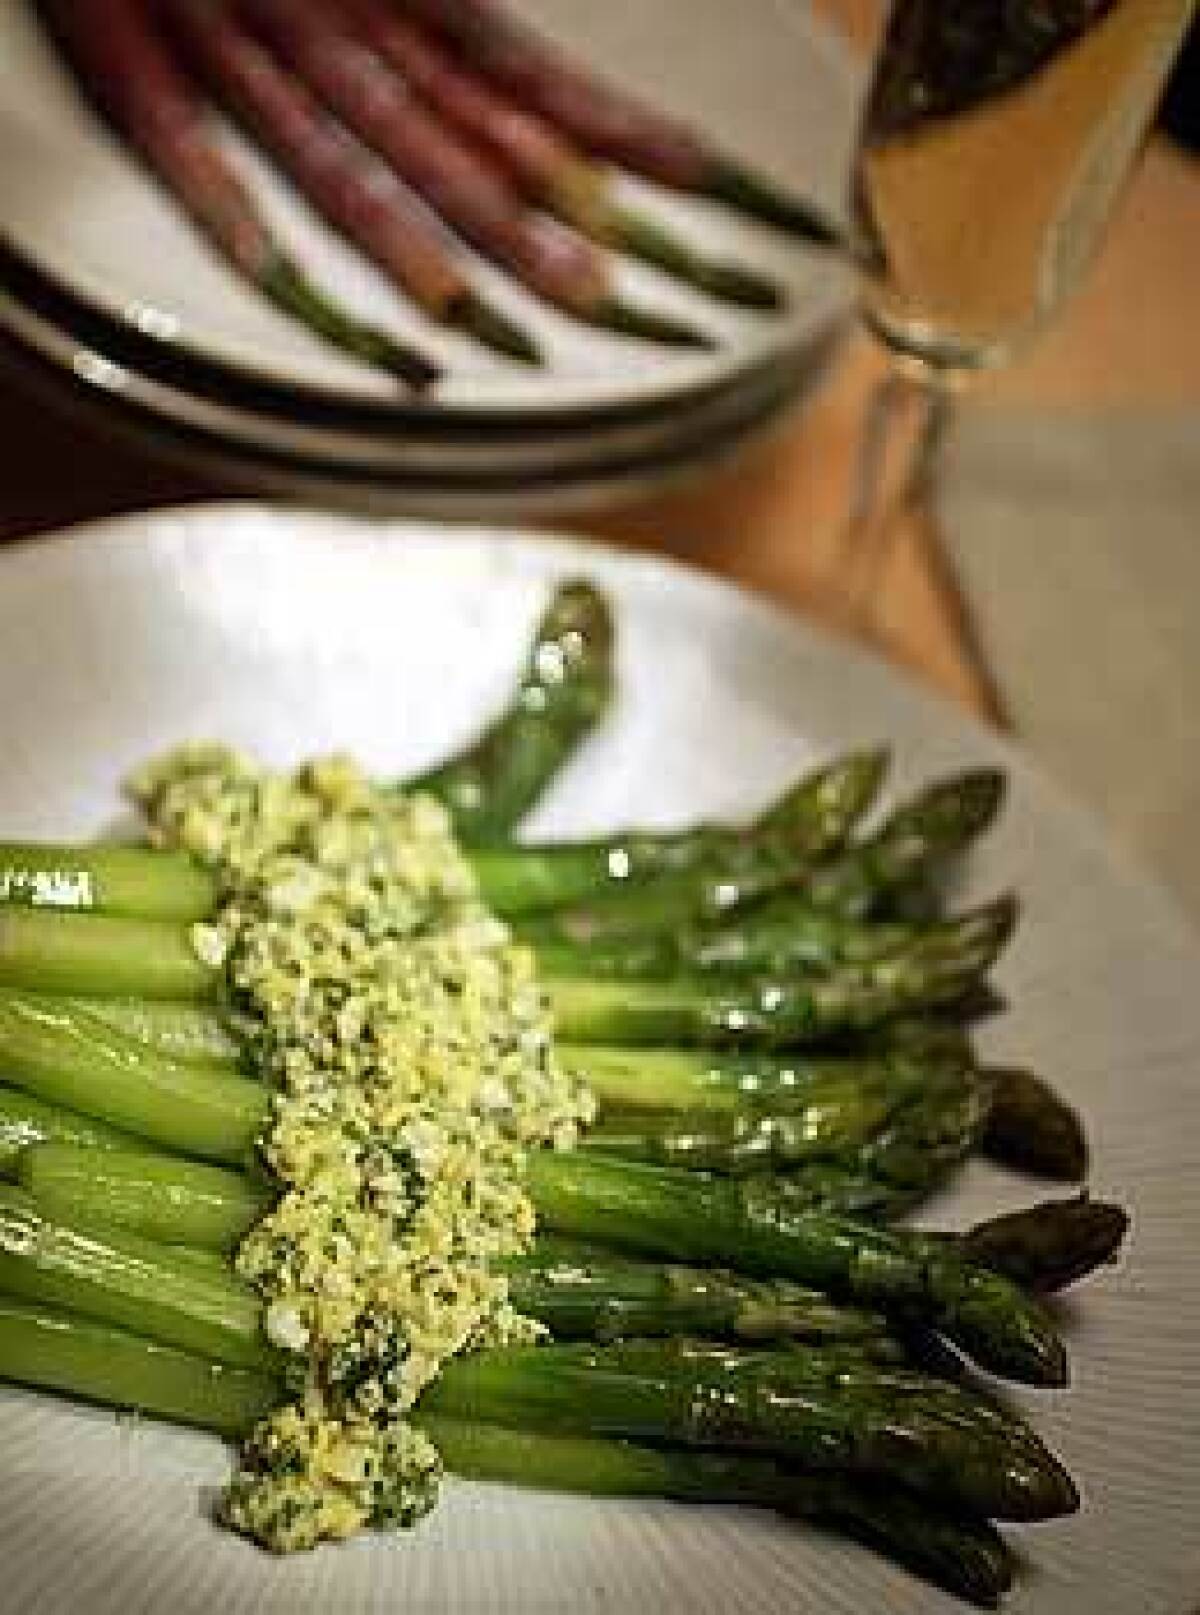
[823,0,1196,655]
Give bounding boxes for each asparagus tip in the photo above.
[592,297,715,352]
[453,293,543,365]
[705,160,846,249]
[264,255,441,391]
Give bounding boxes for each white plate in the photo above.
[0,506,1198,1615]
[0,248,839,477]
[0,0,857,416]
[0,303,825,519]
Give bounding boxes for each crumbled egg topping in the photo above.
[127,744,592,1552]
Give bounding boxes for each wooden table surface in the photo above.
[1,26,1197,726]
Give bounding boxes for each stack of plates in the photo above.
[0,0,861,516]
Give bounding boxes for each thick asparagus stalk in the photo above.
[43,0,439,386]
[526,1153,1067,1385]
[0,749,884,925]
[4,1081,1123,1298]
[516,770,1005,944]
[0,892,1013,1045]
[421,1338,1076,1520]
[546,899,1015,1046]
[0,993,263,1164]
[17,1136,1064,1385]
[472,747,888,915]
[504,1236,900,1351]
[0,1086,139,1176]
[421,1419,1016,1608]
[0,1178,1073,1525]
[0,1184,272,1369]
[580,1059,987,1181]
[0,1297,1014,1604]
[21,1143,268,1250]
[407,580,615,842]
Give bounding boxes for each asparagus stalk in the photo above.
[805,770,1006,920]
[17,1136,1065,1385]
[407,580,616,842]
[0,1178,1074,1525]
[516,770,1005,945]
[43,0,440,386]
[420,1338,1076,1520]
[0,1297,1015,1604]
[525,1153,1067,1385]
[471,747,889,915]
[545,899,1015,1046]
[580,1059,988,1181]
[0,892,1013,1045]
[0,1184,272,1369]
[240,0,711,349]
[160,0,538,364]
[0,747,885,925]
[0,1086,139,1176]
[400,0,844,244]
[0,994,263,1164]
[334,0,786,310]
[982,1067,1088,1183]
[503,1236,900,1351]
[3,1083,1124,1298]
[0,1296,277,1438]
[421,1419,1016,1608]
[21,1143,268,1251]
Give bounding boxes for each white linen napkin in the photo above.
[936,408,1200,920]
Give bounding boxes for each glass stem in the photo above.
[836,362,953,623]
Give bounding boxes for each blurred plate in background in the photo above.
[0,0,858,423]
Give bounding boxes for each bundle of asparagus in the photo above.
[0,582,1127,1605]
[41,0,843,377]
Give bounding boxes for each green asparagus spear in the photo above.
[0,750,884,925]
[514,768,1005,944]
[526,1152,1067,1385]
[0,843,214,921]
[0,1085,140,1176]
[406,581,615,842]
[0,1177,1072,1525]
[0,1184,272,1369]
[422,1418,1015,1609]
[0,894,1014,1046]
[0,909,212,1000]
[0,1296,1014,1605]
[471,747,888,915]
[580,1059,987,1181]
[982,1068,1088,1182]
[503,1236,901,1350]
[806,769,1007,919]
[59,996,246,1065]
[547,899,1016,1046]
[0,1296,278,1437]
[20,1143,269,1250]
[20,1133,1062,1384]
[0,993,263,1164]
[421,1338,1077,1521]
[958,1198,1130,1294]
